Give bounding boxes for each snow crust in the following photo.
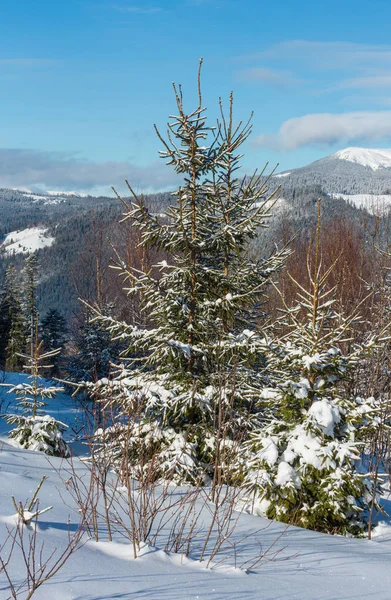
[332,147,391,171]
[1,226,55,256]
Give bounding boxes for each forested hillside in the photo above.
[2,172,390,322]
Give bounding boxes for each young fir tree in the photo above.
[85,62,288,483]
[2,337,69,457]
[244,201,387,535]
[0,265,27,371]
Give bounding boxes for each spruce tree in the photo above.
[244,201,387,535]
[86,62,288,483]
[2,338,69,457]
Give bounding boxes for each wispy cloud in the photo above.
[255,111,391,151]
[341,94,391,108]
[237,40,391,95]
[0,58,58,67]
[248,41,391,70]
[238,66,301,87]
[240,40,391,146]
[185,0,216,5]
[338,74,391,89]
[111,4,163,14]
[0,148,178,194]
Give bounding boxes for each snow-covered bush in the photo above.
[6,412,69,456]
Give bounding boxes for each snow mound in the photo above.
[89,541,244,576]
[332,147,391,171]
[1,226,55,256]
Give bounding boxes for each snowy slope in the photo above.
[1,226,55,256]
[332,147,391,171]
[1,375,391,599]
[332,193,391,215]
[270,147,391,197]
[1,443,391,599]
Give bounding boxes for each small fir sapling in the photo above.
[2,338,69,457]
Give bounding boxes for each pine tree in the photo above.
[41,309,68,377]
[2,337,69,457]
[86,62,288,483]
[0,265,27,371]
[244,201,387,535]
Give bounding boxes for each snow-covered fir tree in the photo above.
[2,338,69,457]
[245,201,388,535]
[84,62,288,483]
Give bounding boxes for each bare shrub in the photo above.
[0,478,83,600]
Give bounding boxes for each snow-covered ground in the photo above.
[1,373,391,599]
[0,227,55,256]
[45,190,89,198]
[274,171,291,178]
[12,188,89,201]
[332,193,391,215]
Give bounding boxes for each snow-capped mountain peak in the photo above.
[331,147,391,171]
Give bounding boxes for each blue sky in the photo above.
[2,0,391,194]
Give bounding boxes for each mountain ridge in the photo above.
[274,146,391,196]
[0,147,389,321]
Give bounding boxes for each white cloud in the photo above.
[0,148,178,194]
[255,111,391,150]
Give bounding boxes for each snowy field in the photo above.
[332,193,391,215]
[0,227,55,257]
[1,373,391,599]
